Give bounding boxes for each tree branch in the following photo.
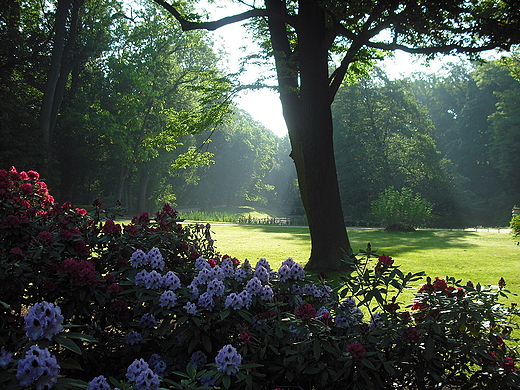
[153,0,280,31]
[365,40,505,54]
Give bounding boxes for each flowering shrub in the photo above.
[1,167,519,390]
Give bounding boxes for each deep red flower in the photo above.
[74,261,97,287]
[295,303,317,320]
[500,357,517,373]
[4,215,21,228]
[27,170,40,180]
[103,274,117,284]
[0,169,10,183]
[402,326,420,343]
[377,254,394,267]
[124,225,139,236]
[93,198,103,209]
[207,258,217,268]
[103,220,121,236]
[75,208,87,216]
[346,342,366,358]
[132,212,150,226]
[60,229,74,242]
[108,283,123,294]
[10,247,23,256]
[383,303,400,313]
[73,240,89,256]
[239,331,251,344]
[114,299,128,313]
[433,277,448,291]
[19,183,33,195]
[37,230,54,246]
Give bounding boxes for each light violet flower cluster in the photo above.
[186,257,275,313]
[126,330,143,345]
[132,249,181,309]
[126,358,160,390]
[335,296,364,327]
[189,350,208,369]
[277,257,305,282]
[87,375,114,390]
[0,347,13,368]
[149,354,167,376]
[130,248,165,270]
[215,344,242,375]
[24,301,64,340]
[16,345,60,390]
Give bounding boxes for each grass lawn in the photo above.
[208,224,520,301]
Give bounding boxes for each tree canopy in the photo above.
[154,0,520,271]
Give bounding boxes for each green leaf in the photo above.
[55,377,89,389]
[313,339,321,360]
[202,335,212,352]
[61,332,98,343]
[360,358,376,370]
[58,359,84,371]
[222,374,231,389]
[54,335,82,355]
[238,310,252,323]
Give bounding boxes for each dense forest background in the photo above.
[1,0,519,227]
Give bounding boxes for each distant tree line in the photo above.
[333,57,520,228]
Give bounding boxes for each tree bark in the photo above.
[268,0,353,271]
[40,0,73,162]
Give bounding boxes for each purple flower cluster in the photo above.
[159,290,178,309]
[215,344,242,375]
[24,301,64,340]
[87,375,112,390]
[140,313,157,328]
[16,345,60,390]
[130,248,165,270]
[189,350,208,369]
[277,258,305,282]
[149,354,167,376]
[126,358,160,390]
[0,347,13,368]
[335,296,364,327]
[126,330,143,345]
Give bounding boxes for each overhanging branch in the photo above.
[365,40,506,54]
[153,0,279,31]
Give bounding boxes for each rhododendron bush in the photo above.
[1,167,519,390]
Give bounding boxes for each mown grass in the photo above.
[209,224,520,301]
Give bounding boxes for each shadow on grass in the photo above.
[348,229,479,256]
[233,225,480,257]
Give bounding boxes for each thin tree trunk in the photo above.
[40,0,73,162]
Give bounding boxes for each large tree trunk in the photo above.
[268,0,353,271]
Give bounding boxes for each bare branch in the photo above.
[153,0,280,31]
[365,40,505,54]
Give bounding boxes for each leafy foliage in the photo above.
[371,187,432,231]
[511,212,520,238]
[1,167,519,390]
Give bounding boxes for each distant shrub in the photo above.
[371,187,432,231]
[511,213,520,237]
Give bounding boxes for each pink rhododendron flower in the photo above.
[27,170,39,180]
[74,208,87,216]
